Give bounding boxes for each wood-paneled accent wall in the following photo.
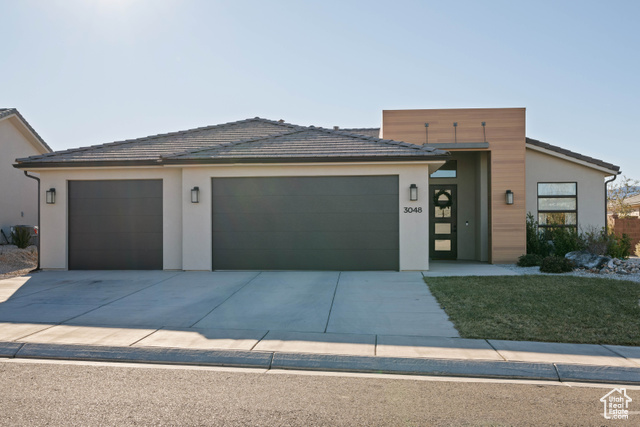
[382,108,526,263]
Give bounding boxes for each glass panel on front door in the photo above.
[430,185,457,260]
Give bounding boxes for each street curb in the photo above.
[13,343,273,368]
[2,341,640,385]
[271,352,559,380]
[555,363,640,384]
[0,341,23,357]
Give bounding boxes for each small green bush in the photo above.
[526,213,552,257]
[608,233,632,259]
[581,227,609,255]
[517,253,543,267]
[540,256,575,273]
[10,227,32,249]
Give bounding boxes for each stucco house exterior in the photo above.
[13,107,620,271]
[0,108,51,241]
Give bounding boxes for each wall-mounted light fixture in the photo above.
[410,184,418,201]
[45,188,56,204]
[505,189,514,205]
[191,186,200,203]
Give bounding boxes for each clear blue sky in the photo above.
[2,0,638,180]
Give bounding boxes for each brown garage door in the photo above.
[212,176,399,270]
[68,180,163,270]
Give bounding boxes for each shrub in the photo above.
[581,227,609,255]
[635,242,640,257]
[544,226,582,257]
[540,256,574,273]
[517,253,543,267]
[608,233,632,259]
[10,227,32,249]
[526,213,551,257]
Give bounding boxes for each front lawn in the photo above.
[425,275,640,345]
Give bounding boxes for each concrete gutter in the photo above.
[2,341,640,385]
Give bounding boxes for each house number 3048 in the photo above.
[403,207,423,213]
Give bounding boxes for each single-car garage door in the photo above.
[68,180,163,270]
[212,176,399,270]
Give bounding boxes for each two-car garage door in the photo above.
[212,176,399,270]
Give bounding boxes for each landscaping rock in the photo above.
[565,251,611,269]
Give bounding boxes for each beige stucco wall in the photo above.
[34,161,441,271]
[526,148,612,231]
[0,118,48,234]
[37,168,182,270]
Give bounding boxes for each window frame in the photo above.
[537,182,578,229]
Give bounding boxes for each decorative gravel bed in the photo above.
[499,258,640,283]
[0,245,37,279]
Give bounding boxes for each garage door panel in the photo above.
[213,212,398,232]
[212,176,398,197]
[69,198,163,216]
[68,215,163,233]
[69,232,163,252]
[212,195,398,214]
[69,249,163,270]
[212,176,399,271]
[213,249,399,271]
[68,180,162,199]
[68,180,163,270]
[213,231,399,251]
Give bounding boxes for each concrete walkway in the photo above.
[1,269,639,384]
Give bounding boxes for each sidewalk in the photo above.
[1,323,639,384]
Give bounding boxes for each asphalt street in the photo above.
[1,359,635,426]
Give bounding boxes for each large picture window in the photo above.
[537,182,577,228]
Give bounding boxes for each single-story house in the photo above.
[14,107,620,271]
[1,108,52,241]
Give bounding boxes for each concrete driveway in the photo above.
[0,270,457,337]
[0,270,463,358]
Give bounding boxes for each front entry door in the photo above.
[430,184,457,260]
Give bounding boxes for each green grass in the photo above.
[425,275,640,345]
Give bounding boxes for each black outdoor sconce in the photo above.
[410,184,418,201]
[506,189,514,205]
[45,188,56,204]
[191,186,200,203]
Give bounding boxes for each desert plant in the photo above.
[608,233,632,259]
[580,226,609,255]
[517,253,543,267]
[10,227,32,249]
[540,256,574,273]
[635,242,640,257]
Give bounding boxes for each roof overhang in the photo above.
[525,143,620,175]
[14,155,450,170]
[0,110,52,154]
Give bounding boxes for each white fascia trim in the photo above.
[525,143,619,175]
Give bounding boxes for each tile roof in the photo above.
[341,128,380,138]
[163,126,447,163]
[625,193,640,206]
[16,119,447,167]
[16,118,299,165]
[1,108,52,152]
[526,137,619,173]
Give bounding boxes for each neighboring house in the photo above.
[13,107,620,271]
[0,108,51,242]
[619,193,640,217]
